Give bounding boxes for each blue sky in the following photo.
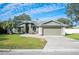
[0,3,67,21]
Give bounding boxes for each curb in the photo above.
[0,49,79,52]
[0,49,11,52]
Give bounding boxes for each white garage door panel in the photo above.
[43,28,62,35]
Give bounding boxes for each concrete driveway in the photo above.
[21,34,79,49]
[44,36,79,49]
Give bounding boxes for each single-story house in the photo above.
[73,25,79,29]
[13,20,68,36]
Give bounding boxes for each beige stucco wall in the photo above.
[36,27,38,33]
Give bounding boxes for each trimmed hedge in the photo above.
[0,27,7,34]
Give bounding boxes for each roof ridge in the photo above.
[42,20,60,24]
[40,20,68,27]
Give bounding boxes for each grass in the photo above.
[66,34,79,40]
[0,34,47,49]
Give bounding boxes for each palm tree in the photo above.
[0,18,13,34]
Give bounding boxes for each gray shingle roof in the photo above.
[17,20,69,27]
[36,20,68,27]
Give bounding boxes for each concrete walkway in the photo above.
[20,34,44,38]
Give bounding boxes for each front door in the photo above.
[26,23,29,33]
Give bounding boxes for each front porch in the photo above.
[16,22,37,34]
[20,34,44,38]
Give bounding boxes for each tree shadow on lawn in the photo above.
[0,38,8,41]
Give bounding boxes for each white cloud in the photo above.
[13,4,65,16]
[0,3,65,20]
[0,3,35,19]
[0,3,33,15]
[28,5,65,14]
[38,14,67,21]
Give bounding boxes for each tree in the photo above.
[57,18,71,25]
[65,3,79,26]
[13,13,31,21]
[0,22,6,34]
[13,13,31,28]
[0,18,13,34]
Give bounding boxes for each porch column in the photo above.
[28,23,33,34]
[24,24,26,33]
[61,27,65,35]
[38,26,43,35]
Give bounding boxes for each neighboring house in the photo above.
[73,25,79,29]
[13,20,68,36]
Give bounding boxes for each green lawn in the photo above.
[0,34,46,49]
[66,34,79,40]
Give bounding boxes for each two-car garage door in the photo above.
[43,28,62,36]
